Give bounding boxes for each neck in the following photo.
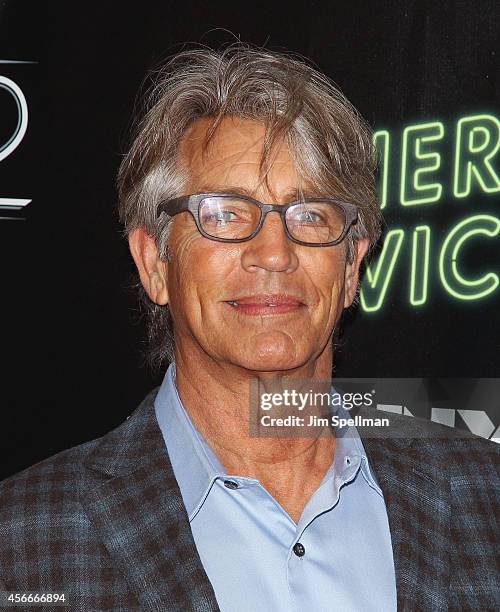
[172,339,336,523]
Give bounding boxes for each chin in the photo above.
[234,358,304,374]
[226,335,307,373]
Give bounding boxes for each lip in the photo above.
[224,293,306,316]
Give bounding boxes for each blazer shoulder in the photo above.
[362,407,499,476]
[0,435,103,511]
[399,411,499,476]
[0,387,162,525]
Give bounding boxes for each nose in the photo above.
[240,210,299,273]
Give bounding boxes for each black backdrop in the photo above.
[1,0,499,480]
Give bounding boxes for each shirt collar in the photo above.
[154,363,382,519]
[325,396,383,495]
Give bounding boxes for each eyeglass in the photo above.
[156,192,358,247]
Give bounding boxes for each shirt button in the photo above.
[293,542,306,557]
[223,479,239,490]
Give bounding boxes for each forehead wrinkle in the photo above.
[183,116,265,165]
[180,126,265,191]
[178,116,319,202]
[186,154,313,203]
[191,184,321,203]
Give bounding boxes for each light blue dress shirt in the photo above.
[154,363,397,611]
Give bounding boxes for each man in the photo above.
[0,45,498,611]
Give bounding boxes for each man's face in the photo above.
[139,117,368,372]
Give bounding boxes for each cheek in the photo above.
[305,252,346,308]
[170,237,240,310]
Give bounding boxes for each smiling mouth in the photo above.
[224,294,305,315]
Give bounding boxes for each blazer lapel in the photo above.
[363,431,451,612]
[80,390,220,612]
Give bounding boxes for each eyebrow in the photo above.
[194,185,322,201]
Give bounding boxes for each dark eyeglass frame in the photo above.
[156,192,358,247]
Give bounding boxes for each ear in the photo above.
[344,237,370,308]
[128,227,169,305]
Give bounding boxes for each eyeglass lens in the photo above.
[199,197,346,244]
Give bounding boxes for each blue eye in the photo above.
[205,210,238,224]
[294,210,324,224]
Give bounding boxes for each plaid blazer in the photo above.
[0,389,498,611]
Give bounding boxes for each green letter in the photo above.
[454,114,500,198]
[373,130,389,209]
[410,226,431,306]
[360,229,405,312]
[439,214,500,300]
[401,122,444,205]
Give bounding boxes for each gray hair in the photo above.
[117,43,382,369]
